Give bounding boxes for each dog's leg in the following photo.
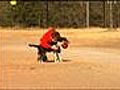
[58,53,62,62]
[54,52,57,63]
[54,52,62,63]
[38,48,48,63]
[28,44,48,63]
[57,47,62,62]
[54,52,59,63]
[53,45,62,63]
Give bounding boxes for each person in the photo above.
[38,27,61,63]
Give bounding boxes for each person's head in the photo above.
[51,31,61,41]
[48,27,56,32]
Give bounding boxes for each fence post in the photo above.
[86,1,89,28]
[109,1,113,29]
[104,1,106,28]
[46,1,48,28]
[10,0,17,28]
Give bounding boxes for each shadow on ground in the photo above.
[46,59,71,63]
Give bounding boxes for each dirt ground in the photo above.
[0,28,120,89]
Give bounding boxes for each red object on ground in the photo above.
[62,42,68,49]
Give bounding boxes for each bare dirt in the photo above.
[0,28,120,89]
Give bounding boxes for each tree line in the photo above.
[0,1,120,28]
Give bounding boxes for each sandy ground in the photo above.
[0,28,120,89]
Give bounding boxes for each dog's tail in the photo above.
[28,44,39,49]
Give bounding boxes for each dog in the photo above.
[28,37,69,63]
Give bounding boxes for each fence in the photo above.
[0,1,120,28]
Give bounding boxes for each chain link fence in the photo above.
[0,1,120,28]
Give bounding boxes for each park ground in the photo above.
[0,28,120,89]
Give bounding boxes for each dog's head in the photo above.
[57,37,69,49]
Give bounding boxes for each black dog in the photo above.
[28,37,69,63]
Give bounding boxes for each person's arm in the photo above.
[44,41,58,50]
[57,37,69,42]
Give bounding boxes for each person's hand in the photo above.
[51,45,58,50]
[57,42,62,46]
